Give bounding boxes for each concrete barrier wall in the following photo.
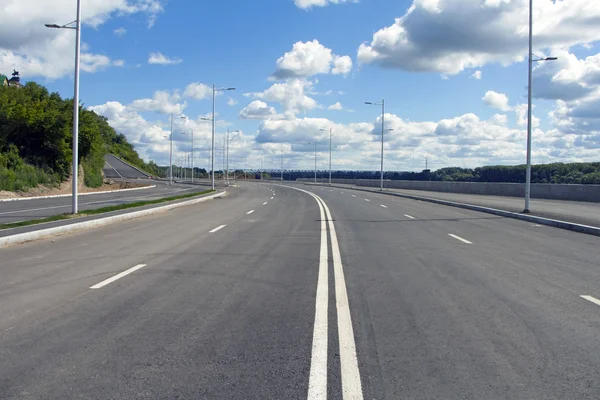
[297,178,600,202]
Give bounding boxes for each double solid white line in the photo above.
[283,185,363,400]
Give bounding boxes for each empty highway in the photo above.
[1,182,599,399]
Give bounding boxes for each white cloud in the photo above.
[247,79,318,118]
[273,40,352,79]
[227,97,238,106]
[294,0,357,9]
[183,82,212,100]
[357,0,600,75]
[148,52,182,65]
[0,0,164,79]
[113,27,127,36]
[328,102,343,110]
[332,55,353,75]
[482,91,511,112]
[514,104,540,128]
[130,90,186,115]
[240,100,279,119]
[471,70,482,80]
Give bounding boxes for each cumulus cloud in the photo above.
[130,90,186,115]
[246,79,318,118]
[227,97,238,106]
[0,0,164,79]
[272,40,352,79]
[471,70,482,80]
[328,102,343,110]
[357,0,600,75]
[294,0,357,9]
[148,52,182,65]
[240,100,279,119]
[183,82,212,100]
[514,104,540,128]
[483,91,511,112]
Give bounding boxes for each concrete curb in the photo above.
[304,183,600,237]
[0,185,157,203]
[0,191,226,249]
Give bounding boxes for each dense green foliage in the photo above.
[0,144,60,191]
[286,162,600,184]
[0,82,158,191]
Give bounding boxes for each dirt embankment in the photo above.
[0,177,151,200]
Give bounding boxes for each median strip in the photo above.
[0,190,214,231]
[0,191,226,249]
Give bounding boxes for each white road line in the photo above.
[209,224,226,233]
[320,193,364,399]
[352,195,356,198]
[340,191,345,194]
[581,295,600,307]
[380,205,387,208]
[307,189,329,400]
[263,202,268,205]
[404,214,415,219]
[364,199,370,202]
[281,184,364,400]
[247,210,255,215]
[90,264,147,289]
[271,197,274,200]
[448,234,472,244]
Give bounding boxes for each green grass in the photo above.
[0,189,215,230]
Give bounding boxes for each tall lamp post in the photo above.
[45,0,82,214]
[366,99,385,191]
[226,129,240,186]
[523,0,557,213]
[208,85,236,190]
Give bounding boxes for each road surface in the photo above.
[103,154,151,179]
[1,182,599,399]
[315,182,600,228]
[0,180,213,224]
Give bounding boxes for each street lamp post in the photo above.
[366,100,385,191]
[226,129,240,186]
[208,85,236,190]
[523,0,558,213]
[45,0,82,214]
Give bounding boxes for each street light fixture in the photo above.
[45,1,81,214]
[366,100,386,191]
[523,0,558,213]
[209,86,236,190]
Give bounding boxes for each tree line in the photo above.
[285,163,600,184]
[0,82,159,191]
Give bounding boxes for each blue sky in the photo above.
[2,0,600,171]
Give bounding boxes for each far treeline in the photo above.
[288,163,600,184]
[0,81,160,191]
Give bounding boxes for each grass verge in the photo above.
[0,189,214,230]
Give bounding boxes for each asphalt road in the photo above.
[1,182,600,399]
[320,182,600,228]
[0,180,213,224]
[103,154,151,179]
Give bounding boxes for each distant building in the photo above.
[7,70,21,87]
